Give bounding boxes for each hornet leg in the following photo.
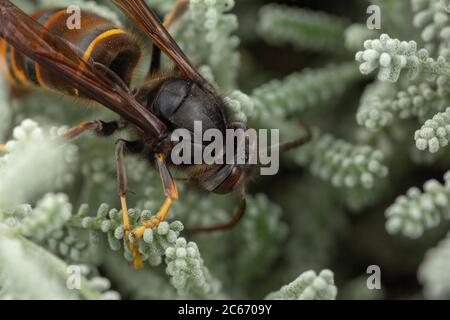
[1,120,125,150]
[115,139,145,269]
[187,187,246,233]
[276,123,312,153]
[58,119,126,141]
[131,153,178,240]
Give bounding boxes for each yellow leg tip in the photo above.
[132,247,143,269]
[132,226,146,240]
[127,237,143,269]
[133,258,143,269]
[119,193,143,269]
[127,196,175,268]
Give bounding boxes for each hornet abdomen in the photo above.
[0,8,141,96]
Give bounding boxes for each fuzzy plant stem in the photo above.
[356,34,450,82]
[415,107,450,153]
[251,62,362,120]
[266,270,337,300]
[0,225,103,300]
[292,129,388,190]
[385,171,450,238]
[258,4,349,53]
[418,231,450,299]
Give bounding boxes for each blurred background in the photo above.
[236,0,450,299]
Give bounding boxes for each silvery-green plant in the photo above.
[257,5,349,53]
[265,270,337,300]
[385,173,450,238]
[352,0,450,300]
[3,0,450,301]
[418,232,450,299]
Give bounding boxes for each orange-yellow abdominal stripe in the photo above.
[0,7,133,94]
[82,29,126,61]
